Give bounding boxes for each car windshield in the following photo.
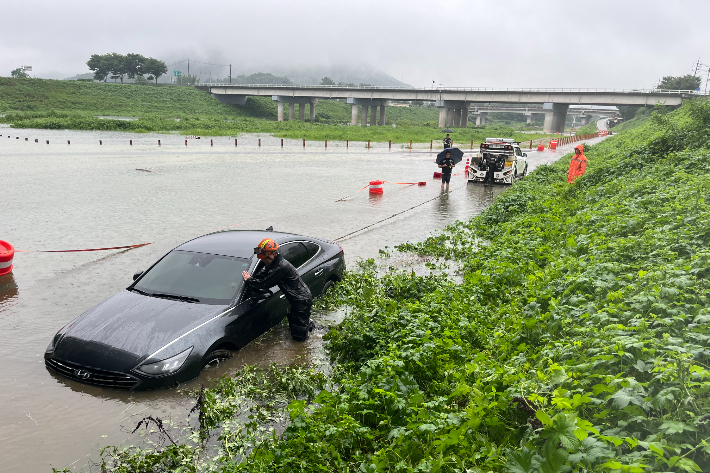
[133,250,250,305]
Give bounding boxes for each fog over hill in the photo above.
[66,60,411,88]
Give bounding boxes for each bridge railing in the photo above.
[200,84,707,95]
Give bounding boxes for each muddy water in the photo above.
[0,127,605,471]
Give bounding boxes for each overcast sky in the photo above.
[2,0,708,89]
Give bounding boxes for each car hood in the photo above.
[53,290,226,371]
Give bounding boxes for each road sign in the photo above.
[173,70,181,77]
[22,66,32,71]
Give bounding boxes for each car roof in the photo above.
[173,230,321,258]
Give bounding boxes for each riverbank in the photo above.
[76,98,710,471]
[0,78,548,143]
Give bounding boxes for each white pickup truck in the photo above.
[467,138,528,185]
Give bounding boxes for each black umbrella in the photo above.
[436,147,463,165]
[440,128,454,133]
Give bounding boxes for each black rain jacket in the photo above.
[246,253,312,303]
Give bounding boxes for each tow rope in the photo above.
[334,183,467,241]
[16,243,152,253]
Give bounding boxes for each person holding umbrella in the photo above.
[443,133,453,149]
[436,147,464,190]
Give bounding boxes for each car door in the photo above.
[280,241,327,297]
[514,146,524,175]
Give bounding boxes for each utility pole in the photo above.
[187,59,190,77]
[693,58,701,76]
[229,64,231,85]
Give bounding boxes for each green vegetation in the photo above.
[10,67,29,79]
[87,53,167,84]
[0,78,549,143]
[658,74,702,91]
[575,120,599,135]
[59,97,710,472]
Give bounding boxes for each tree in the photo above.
[87,54,111,81]
[124,53,146,79]
[11,68,29,78]
[657,74,701,91]
[320,76,336,86]
[143,57,167,84]
[105,53,128,83]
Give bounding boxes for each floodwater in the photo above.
[0,126,606,472]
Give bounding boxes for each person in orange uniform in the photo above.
[567,144,587,183]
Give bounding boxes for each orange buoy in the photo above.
[369,180,384,194]
[0,240,15,276]
[433,172,442,179]
[418,181,427,186]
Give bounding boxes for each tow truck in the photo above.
[467,138,528,185]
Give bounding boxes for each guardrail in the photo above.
[200,84,707,95]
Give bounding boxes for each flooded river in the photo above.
[0,127,605,471]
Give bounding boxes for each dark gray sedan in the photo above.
[44,230,345,390]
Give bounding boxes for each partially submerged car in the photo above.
[44,230,345,391]
[468,138,528,185]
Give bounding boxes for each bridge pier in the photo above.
[437,101,469,128]
[579,114,590,126]
[277,102,285,122]
[543,103,569,133]
[273,96,318,122]
[475,112,487,126]
[347,98,387,126]
[310,102,316,121]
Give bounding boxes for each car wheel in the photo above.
[203,348,232,369]
[321,279,337,297]
[523,164,528,177]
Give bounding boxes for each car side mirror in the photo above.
[523,153,528,157]
[133,270,143,281]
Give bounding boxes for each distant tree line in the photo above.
[87,53,167,84]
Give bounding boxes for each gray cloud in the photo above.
[3,0,708,89]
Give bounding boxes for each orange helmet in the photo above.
[254,238,279,259]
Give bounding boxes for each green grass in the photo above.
[575,121,599,135]
[0,78,550,143]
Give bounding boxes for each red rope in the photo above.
[16,243,152,253]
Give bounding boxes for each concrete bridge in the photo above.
[469,106,619,126]
[198,84,696,133]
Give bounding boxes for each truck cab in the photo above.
[468,138,528,185]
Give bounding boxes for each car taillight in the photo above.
[338,244,344,255]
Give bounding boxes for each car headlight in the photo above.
[136,347,193,376]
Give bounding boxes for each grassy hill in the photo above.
[0,78,548,143]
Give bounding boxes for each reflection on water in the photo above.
[0,128,606,472]
[0,273,18,305]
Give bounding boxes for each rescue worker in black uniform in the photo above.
[443,134,453,149]
[242,238,314,341]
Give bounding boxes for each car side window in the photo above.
[515,147,522,156]
[280,242,309,268]
[302,242,320,263]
